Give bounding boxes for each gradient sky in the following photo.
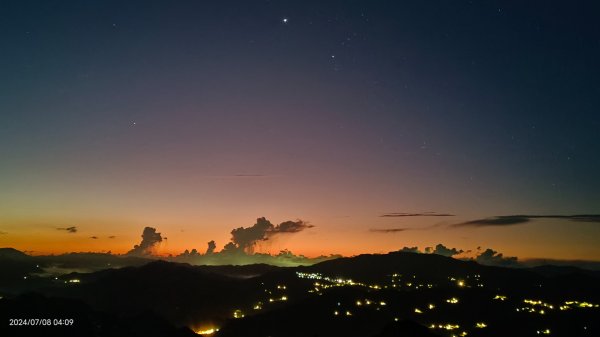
[1,1,599,261]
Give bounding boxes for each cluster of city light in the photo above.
[194,327,219,335]
[516,306,547,315]
[536,328,551,335]
[564,300,599,308]
[524,299,554,309]
[267,295,288,303]
[493,295,507,301]
[446,297,459,304]
[68,279,81,283]
[475,322,487,328]
[296,272,363,289]
[232,309,244,319]
[429,323,460,330]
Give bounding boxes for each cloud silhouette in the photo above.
[380,212,454,218]
[370,228,409,233]
[453,214,600,227]
[206,240,216,254]
[398,246,421,253]
[475,248,518,266]
[90,236,98,239]
[0,231,7,235]
[226,217,313,253]
[425,243,464,257]
[57,226,77,233]
[108,236,116,239]
[127,227,163,256]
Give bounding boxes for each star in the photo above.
[282,18,288,23]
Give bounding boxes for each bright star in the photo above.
[282,18,288,23]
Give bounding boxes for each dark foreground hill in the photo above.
[0,250,598,337]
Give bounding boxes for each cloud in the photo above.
[90,236,98,239]
[126,227,164,256]
[398,246,421,253]
[274,220,314,233]
[0,231,7,235]
[206,240,216,254]
[425,243,463,257]
[380,212,454,218]
[108,236,116,239]
[453,214,600,227]
[57,226,77,233]
[475,248,518,267]
[370,228,409,233]
[227,217,313,253]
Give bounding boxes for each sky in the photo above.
[1,1,599,261]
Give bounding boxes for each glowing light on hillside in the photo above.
[195,327,219,335]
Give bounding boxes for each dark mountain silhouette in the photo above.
[0,251,598,337]
[0,248,31,260]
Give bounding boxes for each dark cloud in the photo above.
[108,236,116,239]
[0,231,7,235]
[398,246,421,253]
[453,216,530,227]
[90,236,98,239]
[57,226,77,233]
[227,217,313,253]
[206,240,216,254]
[475,248,518,267]
[380,212,454,217]
[453,214,600,227]
[126,227,163,256]
[274,220,314,233]
[425,244,464,257]
[370,228,409,233]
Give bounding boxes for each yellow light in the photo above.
[493,295,507,301]
[414,308,423,314]
[457,280,465,287]
[475,322,487,328]
[443,324,460,330]
[195,327,219,335]
[233,309,244,319]
[356,300,362,306]
[428,304,435,310]
[380,301,387,306]
[446,297,459,304]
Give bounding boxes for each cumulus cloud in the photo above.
[425,243,464,257]
[475,248,518,267]
[453,214,600,227]
[227,217,313,253]
[57,226,77,233]
[380,212,454,218]
[126,227,163,256]
[398,246,421,253]
[206,240,216,254]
